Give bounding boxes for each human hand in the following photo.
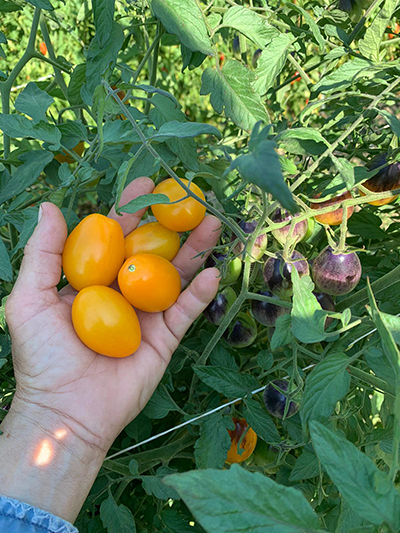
[1,177,221,521]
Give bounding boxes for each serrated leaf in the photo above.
[300,353,350,428]
[229,137,296,212]
[244,398,281,444]
[289,450,319,481]
[164,465,321,532]
[0,151,53,204]
[93,0,115,48]
[194,412,231,469]
[100,494,136,533]
[26,0,53,9]
[14,82,54,123]
[312,58,372,95]
[193,365,260,397]
[151,120,221,141]
[142,385,180,419]
[348,211,387,240]
[289,3,325,51]
[222,6,279,48]
[13,207,39,254]
[252,33,294,95]
[378,109,400,137]
[0,114,61,148]
[142,471,180,500]
[359,0,398,61]
[0,0,21,12]
[310,421,400,529]
[119,193,169,214]
[209,344,239,370]
[150,0,213,56]
[336,498,369,533]
[68,63,86,106]
[200,60,269,131]
[271,314,294,350]
[0,239,12,282]
[291,271,329,343]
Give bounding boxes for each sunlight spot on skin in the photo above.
[34,439,54,466]
[54,428,68,440]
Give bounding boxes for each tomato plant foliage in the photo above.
[1,0,400,531]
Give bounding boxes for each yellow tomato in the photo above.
[55,142,85,164]
[125,222,180,261]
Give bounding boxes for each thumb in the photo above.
[12,202,68,299]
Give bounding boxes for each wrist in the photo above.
[0,397,106,523]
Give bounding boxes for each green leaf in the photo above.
[244,398,281,444]
[336,498,369,533]
[150,0,213,56]
[151,120,221,141]
[200,60,269,131]
[85,22,124,93]
[364,346,395,388]
[119,193,169,214]
[0,151,53,204]
[26,0,53,10]
[14,82,54,124]
[13,207,39,254]
[312,58,372,95]
[68,63,86,106]
[93,0,115,48]
[142,468,180,500]
[310,421,400,529]
[291,271,328,343]
[0,0,22,12]
[288,3,325,51]
[252,33,294,95]
[289,450,320,481]
[228,136,296,211]
[134,84,179,107]
[194,412,231,469]
[193,365,260,397]
[348,211,387,240]
[100,494,136,533]
[378,109,400,137]
[0,114,61,148]
[278,127,329,156]
[164,465,321,532]
[359,0,398,62]
[300,353,351,428]
[141,385,180,419]
[271,314,294,350]
[222,6,279,48]
[0,239,12,282]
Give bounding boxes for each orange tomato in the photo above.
[359,187,397,206]
[118,253,181,312]
[310,191,354,225]
[72,286,141,358]
[55,141,85,164]
[226,418,257,464]
[152,178,206,232]
[62,214,125,291]
[125,222,180,261]
[39,42,47,55]
[111,85,126,101]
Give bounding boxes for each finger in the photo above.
[163,267,220,340]
[12,202,67,299]
[172,215,221,287]
[108,176,155,236]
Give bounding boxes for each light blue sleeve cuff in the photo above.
[0,495,78,533]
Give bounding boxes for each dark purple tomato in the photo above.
[252,49,262,69]
[312,246,361,296]
[223,312,257,348]
[263,379,299,419]
[263,251,309,299]
[313,291,335,327]
[271,209,308,245]
[205,252,242,285]
[251,290,289,327]
[203,287,236,326]
[234,220,268,262]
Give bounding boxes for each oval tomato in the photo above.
[39,42,47,55]
[152,178,206,232]
[118,253,181,312]
[62,214,125,291]
[226,418,257,464]
[124,222,180,261]
[72,286,141,358]
[310,191,354,226]
[55,141,85,164]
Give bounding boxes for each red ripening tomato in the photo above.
[118,253,181,313]
[55,141,85,164]
[72,286,141,358]
[124,222,180,261]
[310,191,354,225]
[226,418,258,464]
[152,178,206,232]
[39,42,47,55]
[62,213,125,291]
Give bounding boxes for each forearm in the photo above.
[0,399,106,524]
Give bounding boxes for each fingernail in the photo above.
[38,204,44,223]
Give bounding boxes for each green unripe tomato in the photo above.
[223,257,242,285]
[304,217,315,241]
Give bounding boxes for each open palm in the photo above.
[5,177,221,453]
